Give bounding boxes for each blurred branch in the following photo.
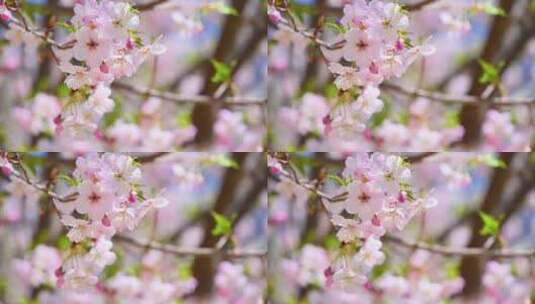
[8,17,75,49]
[116,235,265,258]
[192,153,249,295]
[4,153,167,202]
[404,0,440,11]
[459,0,516,146]
[459,152,515,296]
[113,83,266,107]
[382,82,535,106]
[271,152,438,203]
[384,234,535,258]
[134,0,170,11]
[6,155,75,203]
[191,0,248,145]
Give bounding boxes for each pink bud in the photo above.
[363,128,373,140]
[397,192,406,203]
[371,214,381,226]
[55,267,64,278]
[369,61,380,74]
[0,13,11,22]
[100,62,109,73]
[269,166,280,175]
[53,114,62,125]
[395,39,404,52]
[1,165,12,176]
[101,214,111,227]
[54,114,63,134]
[94,129,105,141]
[322,115,332,135]
[267,6,282,24]
[128,191,137,204]
[126,38,135,50]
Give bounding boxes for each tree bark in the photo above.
[459,153,515,296]
[459,0,515,147]
[192,153,249,296]
[191,0,249,146]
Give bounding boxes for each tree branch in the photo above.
[112,82,265,107]
[384,234,535,258]
[115,235,266,258]
[382,82,535,106]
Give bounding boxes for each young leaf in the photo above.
[58,174,80,187]
[480,2,507,16]
[476,154,507,168]
[209,2,238,16]
[211,154,239,169]
[478,59,503,85]
[479,211,500,237]
[210,59,232,84]
[211,212,232,237]
[327,174,349,187]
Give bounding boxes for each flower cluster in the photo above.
[52,153,168,290]
[323,0,434,90]
[481,261,531,303]
[323,153,437,287]
[482,109,532,151]
[317,0,434,135]
[0,0,11,21]
[53,0,166,135]
[214,261,264,303]
[214,109,264,152]
[277,245,464,303]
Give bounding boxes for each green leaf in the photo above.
[177,263,192,279]
[327,174,349,187]
[101,99,122,128]
[478,59,503,85]
[324,234,340,251]
[56,83,71,98]
[444,110,460,128]
[480,2,507,16]
[211,211,232,237]
[324,21,346,34]
[176,111,191,128]
[58,174,80,187]
[209,1,238,15]
[323,83,338,99]
[479,211,501,237]
[444,261,460,278]
[477,154,507,168]
[57,21,75,33]
[56,235,71,251]
[210,59,232,84]
[103,249,123,279]
[211,154,239,169]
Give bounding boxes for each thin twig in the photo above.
[384,235,535,258]
[382,83,535,106]
[112,82,266,107]
[115,235,266,258]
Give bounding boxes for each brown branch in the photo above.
[8,17,75,49]
[7,163,75,203]
[192,152,249,295]
[272,153,438,203]
[116,235,265,258]
[459,0,516,146]
[191,0,248,145]
[134,0,170,11]
[382,82,535,106]
[384,235,535,258]
[404,0,440,11]
[112,82,265,107]
[459,152,515,295]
